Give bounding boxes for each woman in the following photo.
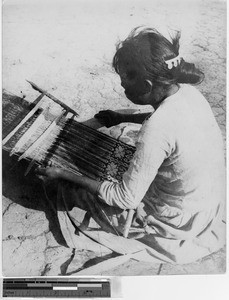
[37,27,225,263]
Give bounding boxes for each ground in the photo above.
[2,0,226,277]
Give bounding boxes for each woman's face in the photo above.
[118,65,153,105]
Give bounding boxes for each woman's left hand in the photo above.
[35,166,63,180]
[94,110,123,127]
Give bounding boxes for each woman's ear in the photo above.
[144,80,153,94]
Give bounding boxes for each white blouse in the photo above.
[98,84,225,239]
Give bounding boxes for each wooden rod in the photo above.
[123,209,135,238]
[27,80,79,116]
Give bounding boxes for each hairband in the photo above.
[165,54,181,69]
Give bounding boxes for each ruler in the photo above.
[3,278,111,298]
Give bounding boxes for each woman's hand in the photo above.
[35,166,101,195]
[94,110,123,127]
[35,166,63,180]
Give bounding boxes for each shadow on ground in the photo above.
[2,152,68,247]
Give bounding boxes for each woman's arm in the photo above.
[36,167,101,195]
[119,113,151,124]
[94,110,151,127]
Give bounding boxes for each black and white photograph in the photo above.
[2,0,226,287]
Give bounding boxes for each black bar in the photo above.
[4,286,52,290]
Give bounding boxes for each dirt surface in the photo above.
[2,0,226,276]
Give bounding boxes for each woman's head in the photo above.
[113,27,204,105]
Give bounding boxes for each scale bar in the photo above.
[3,278,112,298]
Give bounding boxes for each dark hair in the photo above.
[113,27,204,85]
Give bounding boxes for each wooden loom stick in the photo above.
[32,92,45,105]
[26,80,79,117]
[123,209,135,238]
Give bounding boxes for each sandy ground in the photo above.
[2,0,226,278]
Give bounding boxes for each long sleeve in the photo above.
[98,116,172,209]
[95,84,225,264]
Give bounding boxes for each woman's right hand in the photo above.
[35,166,62,180]
[94,110,123,127]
